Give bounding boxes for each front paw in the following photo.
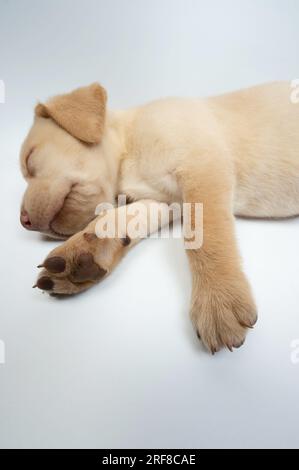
[34,230,129,295]
[191,277,257,354]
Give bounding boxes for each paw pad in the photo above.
[42,256,66,273]
[36,276,54,291]
[121,235,131,246]
[71,252,107,282]
[83,232,98,243]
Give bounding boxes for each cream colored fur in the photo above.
[20,81,299,353]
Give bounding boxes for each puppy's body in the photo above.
[20,81,299,353]
[118,82,299,217]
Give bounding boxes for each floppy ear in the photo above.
[35,83,107,144]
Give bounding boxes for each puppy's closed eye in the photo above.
[24,148,35,177]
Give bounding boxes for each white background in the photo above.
[0,0,299,449]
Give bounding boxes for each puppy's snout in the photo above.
[20,209,31,226]
[20,209,35,230]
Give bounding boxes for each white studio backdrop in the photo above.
[0,0,299,448]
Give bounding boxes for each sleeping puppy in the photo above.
[19,82,299,353]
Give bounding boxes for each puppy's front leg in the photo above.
[177,158,257,353]
[34,199,174,295]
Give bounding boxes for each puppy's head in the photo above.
[20,83,115,239]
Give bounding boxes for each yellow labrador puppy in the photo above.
[19,82,299,353]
